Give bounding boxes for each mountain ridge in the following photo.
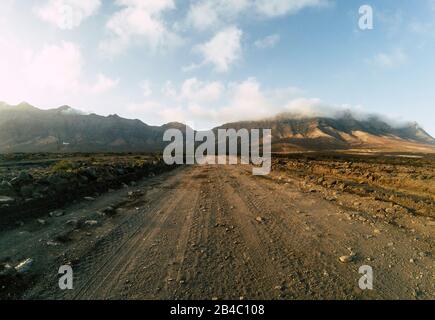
[0,103,434,153]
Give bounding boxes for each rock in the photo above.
[16,220,24,227]
[0,180,14,196]
[47,175,69,191]
[37,219,46,225]
[15,258,33,274]
[46,240,60,246]
[84,196,95,201]
[49,210,65,217]
[103,206,116,216]
[385,207,396,214]
[255,216,264,223]
[66,219,78,227]
[20,185,34,198]
[0,263,16,277]
[84,220,98,226]
[83,168,97,179]
[128,190,143,197]
[418,252,428,257]
[339,255,355,263]
[55,230,73,243]
[10,172,33,186]
[0,196,15,204]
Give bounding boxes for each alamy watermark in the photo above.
[359,5,374,30]
[358,265,373,290]
[58,265,73,290]
[163,126,272,175]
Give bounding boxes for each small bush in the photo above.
[51,160,75,173]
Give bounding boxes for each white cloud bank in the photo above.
[35,0,101,29]
[370,49,407,68]
[185,0,330,30]
[195,26,243,72]
[254,34,280,48]
[0,40,118,107]
[124,77,336,128]
[100,0,181,56]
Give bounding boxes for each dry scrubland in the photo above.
[0,152,433,300]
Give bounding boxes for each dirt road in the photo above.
[2,164,434,299]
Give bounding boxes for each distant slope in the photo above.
[0,103,434,153]
[215,112,435,153]
[0,102,179,153]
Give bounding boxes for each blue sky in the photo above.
[0,0,434,134]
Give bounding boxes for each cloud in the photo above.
[254,34,280,48]
[370,49,407,68]
[124,77,306,128]
[184,0,329,31]
[35,0,101,29]
[179,78,224,104]
[100,0,180,56]
[25,41,83,92]
[195,26,243,72]
[254,0,330,17]
[185,0,250,30]
[0,39,118,108]
[141,80,153,97]
[89,74,120,94]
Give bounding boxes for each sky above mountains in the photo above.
[0,0,434,133]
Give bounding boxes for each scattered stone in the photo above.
[385,207,395,214]
[55,231,73,243]
[0,196,15,204]
[103,206,116,216]
[66,219,78,227]
[339,255,355,263]
[16,220,24,227]
[37,219,46,225]
[49,210,65,217]
[46,240,60,246]
[418,251,428,257]
[255,216,264,223]
[15,258,33,274]
[84,220,98,226]
[20,185,34,198]
[84,196,95,201]
[0,263,16,277]
[10,172,33,186]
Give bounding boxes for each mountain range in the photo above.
[0,102,434,153]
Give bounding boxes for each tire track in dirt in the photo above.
[225,166,401,299]
[225,165,429,299]
[23,163,433,300]
[77,168,201,299]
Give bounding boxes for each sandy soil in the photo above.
[0,162,433,300]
